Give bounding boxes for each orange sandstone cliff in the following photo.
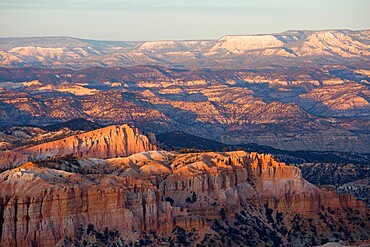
[0,124,156,169]
[0,150,368,246]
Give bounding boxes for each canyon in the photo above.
[0,124,368,246]
[0,30,369,154]
[0,64,369,153]
[0,29,369,246]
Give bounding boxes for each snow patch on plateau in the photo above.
[210,35,284,54]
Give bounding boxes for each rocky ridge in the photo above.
[0,29,368,69]
[0,124,156,169]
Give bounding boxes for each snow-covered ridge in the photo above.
[293,31,370,57]
[7,46,101,58]
[0,29,369,68]
[9,46,64,55]
[137,40,180,50]
[136,40,213,51]
[209,35,284,53]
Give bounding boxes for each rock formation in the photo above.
[0,150,368,246]
[0,124,156,169]
[24,124,156,159]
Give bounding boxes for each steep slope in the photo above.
[41,118,102,131]
[0,124,156,169]
[291,30,370,57]
[24,124,155,159]
[0,151,368,246]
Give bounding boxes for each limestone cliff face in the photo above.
[0,124,156,169]
[0,151,368,246]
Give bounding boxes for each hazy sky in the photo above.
[0,0,369,41]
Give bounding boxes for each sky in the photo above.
[0,0,369,41]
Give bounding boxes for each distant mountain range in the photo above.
[0,29,369,69]
[0,29,369,153]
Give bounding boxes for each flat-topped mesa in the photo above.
[137,40,181,51]
[136,40,213,52]
[210,35,284,53]
[23,124,156,160]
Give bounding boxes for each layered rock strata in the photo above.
[0,124,156,169]
[0,151,368,246]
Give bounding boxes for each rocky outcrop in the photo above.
[161,152,366,217]
[24,124,156,159]
[0,124,156,169]
[0,151,368,246]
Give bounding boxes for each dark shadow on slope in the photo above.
[157,131,370,165]
[42,118,102,131]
